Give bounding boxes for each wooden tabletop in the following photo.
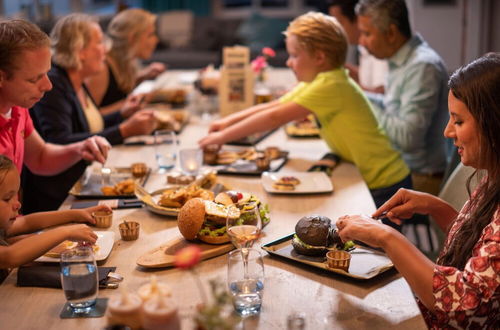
[0,72,427,330]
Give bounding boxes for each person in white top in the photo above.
[328,0,387,93]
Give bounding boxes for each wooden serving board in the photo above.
[137,236,235,268]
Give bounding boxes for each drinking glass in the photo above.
[60,246,98,314]
[227,248,264,317]
[226,205,262,279]
[154,129,178,173]
[226,205,262,250]
[179,148,203,176]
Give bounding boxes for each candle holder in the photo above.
[179,148,203,176]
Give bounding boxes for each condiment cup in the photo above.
[131,162,148,178]
[203,144,219,165]
[119,221,140,241]
[255,155,270,171]
[92,210,113,228]
[326,250,351,272]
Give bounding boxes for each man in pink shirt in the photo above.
[0,19,110,176]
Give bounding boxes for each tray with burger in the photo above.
[69,165,151,199]
[262,215,393,280]
[204,146,288,176]
[36,231,115,263]
[136,190,270,268]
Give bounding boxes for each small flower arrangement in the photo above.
[175,245,240,330]
[251,47,276,82]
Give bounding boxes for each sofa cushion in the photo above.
[157,10,194,48]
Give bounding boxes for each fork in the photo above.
[134,183,155,206]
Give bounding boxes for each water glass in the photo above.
[154,129,178,172]
[227,249,264,317]
[179,148,203,175]
[60,246,98,314]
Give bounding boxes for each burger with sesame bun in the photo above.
[177,198,240,244]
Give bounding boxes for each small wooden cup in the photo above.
[255,155,270,171]
[119,221,140,241]
[131,162,148,178]
[92,210,113,228]
[326,250,351,272]
[203,144,219,165]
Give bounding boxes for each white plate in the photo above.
[36,231,115,262]
[261,172,333,194]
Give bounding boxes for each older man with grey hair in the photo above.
[356,0,449,195]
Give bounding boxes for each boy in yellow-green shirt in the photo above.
[199,12,411,209]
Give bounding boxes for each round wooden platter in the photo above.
[136,236,235,268]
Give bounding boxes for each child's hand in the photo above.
[77,205,112,225]
[63,224,98,244]
[208,118,230,133]
[199,131,225,148]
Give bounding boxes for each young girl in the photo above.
[0,155,109,278]
[337,53,500,328]
[199,12,410,208]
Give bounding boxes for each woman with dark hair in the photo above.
[336,53,499,328]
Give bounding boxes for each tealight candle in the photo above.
[142,294,180,330]
[179,148,203,175]
[138,275,172,302]
[107,286,143,330]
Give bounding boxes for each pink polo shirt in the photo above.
[0,106,35,173]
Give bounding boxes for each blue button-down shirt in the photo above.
[367,34,449,174]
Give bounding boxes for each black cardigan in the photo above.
[22,64,125,213]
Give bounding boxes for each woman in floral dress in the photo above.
[336,52,499,329]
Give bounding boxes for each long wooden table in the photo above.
[0,70,427,329]
[0,122,426,329]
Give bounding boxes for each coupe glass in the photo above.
[226,204,262,278]
[60,246,98,314]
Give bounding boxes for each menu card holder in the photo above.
[219,46,254,117]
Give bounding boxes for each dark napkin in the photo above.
[71,199,143,209]
[308,153,341,176]
[17,265,116,289]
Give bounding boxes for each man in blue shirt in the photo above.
[356,0,449,195]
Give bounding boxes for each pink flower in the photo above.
[251,56,267,73]
[175,245,202,270]
[262,47,276,57]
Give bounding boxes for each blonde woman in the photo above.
[87,8,166,115]
[25,14,156,213]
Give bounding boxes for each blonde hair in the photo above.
[284,12,347,69]
[0,19,50,78]
[107,8,157,93]
[50,13,98,70]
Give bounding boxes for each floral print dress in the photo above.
[418,196,499,329]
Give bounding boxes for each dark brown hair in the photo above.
[328,0,359,23]
[0,19,50,78]
[439,52,500,270]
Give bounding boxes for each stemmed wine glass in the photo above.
[226,204,262,278]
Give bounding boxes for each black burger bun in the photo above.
[294,215,332,246]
